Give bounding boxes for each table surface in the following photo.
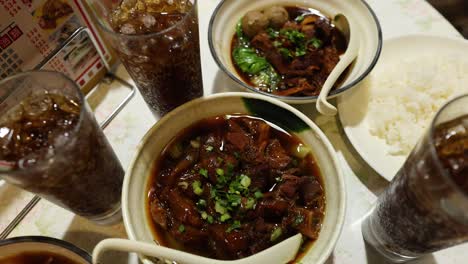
[1,0,465,263]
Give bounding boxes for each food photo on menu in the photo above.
[0,0,467,264]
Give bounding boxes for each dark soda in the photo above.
[0,92,123,220]
[363,114,468,260]
[107,0,203,116]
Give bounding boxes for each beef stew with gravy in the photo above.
[147,115,325,260]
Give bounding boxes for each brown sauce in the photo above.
[231,6,349,97]
[0,252,83,264]
[146,115,325,261]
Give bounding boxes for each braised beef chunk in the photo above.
[168,223,208,245]
[148,115,325,260]
[266,139,292,169]
[149,197,167,229]
[210,224,250,259]
[167,190,203,228]
[166,149,199,186]
[226,119,252,151]
[279,174,304,199]
[232,6,348,97]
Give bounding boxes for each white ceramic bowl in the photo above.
[208,0,382,104]
[0,236,91,263]
[122,92,346,264]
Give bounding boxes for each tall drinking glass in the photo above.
[85,0,203,117]
[362,94,468,262]
[0,71,124,225]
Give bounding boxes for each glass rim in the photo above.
[0,236,91,263]
[93,0,198,39]
[428,93,468,199]
[0,70,86,173]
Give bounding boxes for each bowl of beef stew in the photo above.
[208,0,382,104]
[122,92,345,264]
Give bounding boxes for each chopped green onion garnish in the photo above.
[294,214,305,226]
[240,175,251,188]
[245,197,256,209]
[199,168,208,178]
[178,224,185,233]
[226,163,234,176]
[206,145,214,152]
[295,15,305,23]
[198,199,207,206]
[309,38,323,49]
[207,215,214,224]
[273,40,282,48]
[196,199,207,209]
[220,213,231,222]
[254,191,263,199]
[295,48,306,57]
[192,181,203,196]
[215,201,227,214]
[227,193,241,207]
[217,157,224,163]
[279,48,293,60]
[280,29,305,44]
[210,188,217,198]
[216,168,224,176]
[201,211,208,220]
[270,227,282,241]
[267,28,279,39]
[226,220,241,233]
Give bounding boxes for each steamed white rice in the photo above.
[367,55,468,156]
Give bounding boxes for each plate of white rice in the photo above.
[338,35,468,181]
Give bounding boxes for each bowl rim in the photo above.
[122,92,346,263]
[207,0,383,101]
[0,236,91,263]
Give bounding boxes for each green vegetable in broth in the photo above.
[233,21,280,91]
[251,67,280,91]
[233,47,270,75]
[236,21,250,47]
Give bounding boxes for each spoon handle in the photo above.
[93,238,218,264]
[93,234,302,264]
[316,16,359,116]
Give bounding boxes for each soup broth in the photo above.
[0,252,83,264]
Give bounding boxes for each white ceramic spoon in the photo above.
[93,233,302,264]
[316,14,359,116]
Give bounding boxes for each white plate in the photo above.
[337,35,468,181]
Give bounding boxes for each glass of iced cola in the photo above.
[362,94,468,262]
[0,71,124,225]
[86,0,203,117]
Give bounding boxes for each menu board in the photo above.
[0,0,117,93]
